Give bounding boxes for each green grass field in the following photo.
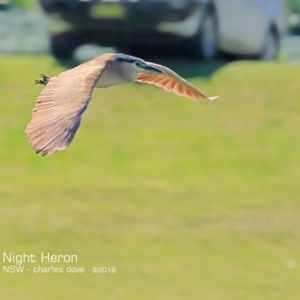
[0,55,300,299]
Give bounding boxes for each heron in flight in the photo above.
[26,53,218,156]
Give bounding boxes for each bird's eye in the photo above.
[134,61,142,68]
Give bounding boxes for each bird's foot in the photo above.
[35,74,50,86]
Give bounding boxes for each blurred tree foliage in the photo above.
[8,0,37,8]
[289,0,300,14]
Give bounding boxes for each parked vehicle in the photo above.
[39,0,286,60]
[288,0,300,31]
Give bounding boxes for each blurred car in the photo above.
[39,0,286,60]
[287,0,300,31]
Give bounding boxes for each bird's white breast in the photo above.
[95,70,124,88]
[95,61,137,88]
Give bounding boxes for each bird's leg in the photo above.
[35,74,50,86]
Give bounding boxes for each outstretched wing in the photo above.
[26,60,107,156]
[136,62,218,101]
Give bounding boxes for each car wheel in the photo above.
[186,7,219,60]
[258,27,279,61]
[50,33,78,60]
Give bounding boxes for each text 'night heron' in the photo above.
[26,53,218,156]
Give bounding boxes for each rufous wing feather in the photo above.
[136,62,218,101]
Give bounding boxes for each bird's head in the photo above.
[115,53,162,80]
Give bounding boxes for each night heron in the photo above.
[26,53,218,156]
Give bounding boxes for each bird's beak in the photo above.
[143,63,163,73]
